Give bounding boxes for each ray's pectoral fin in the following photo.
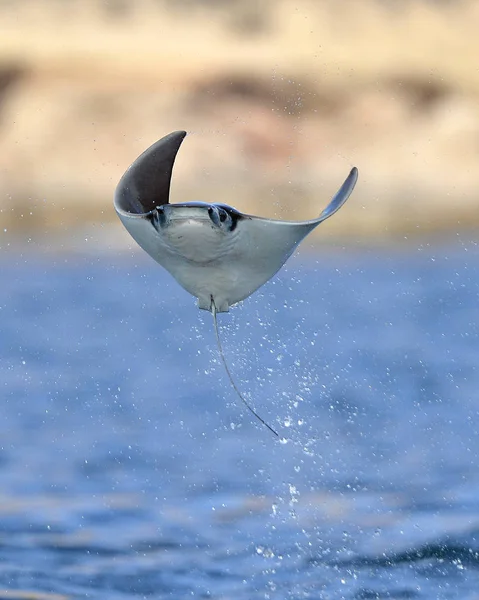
[113,131,188,270]
[316,166,358,224]
[114,130,187,216]
[237,167,359,299]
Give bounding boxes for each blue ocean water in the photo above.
[0,241,479,599]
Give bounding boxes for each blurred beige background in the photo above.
[0,0,478,244]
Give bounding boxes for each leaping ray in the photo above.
[114,130,358,437]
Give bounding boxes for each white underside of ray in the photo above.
[116,166,358,312]
[116,210,314,312]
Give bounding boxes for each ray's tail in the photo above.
[211,300,279,438]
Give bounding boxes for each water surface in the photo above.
[1,241,478,599]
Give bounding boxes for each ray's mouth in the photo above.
[163,205,211,222]
[148,203,214,233]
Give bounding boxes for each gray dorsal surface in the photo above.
[115,130,187,215]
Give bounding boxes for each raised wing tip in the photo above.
[349,166,359,182]
[166,130,187,142]
[317,165,359,223]
[114,130,188,216]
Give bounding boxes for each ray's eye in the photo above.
[219,210,227,223]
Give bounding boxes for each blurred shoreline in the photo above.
[0,0,478,243]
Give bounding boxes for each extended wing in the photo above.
[115,130,187,216]
[232,167,359,291]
